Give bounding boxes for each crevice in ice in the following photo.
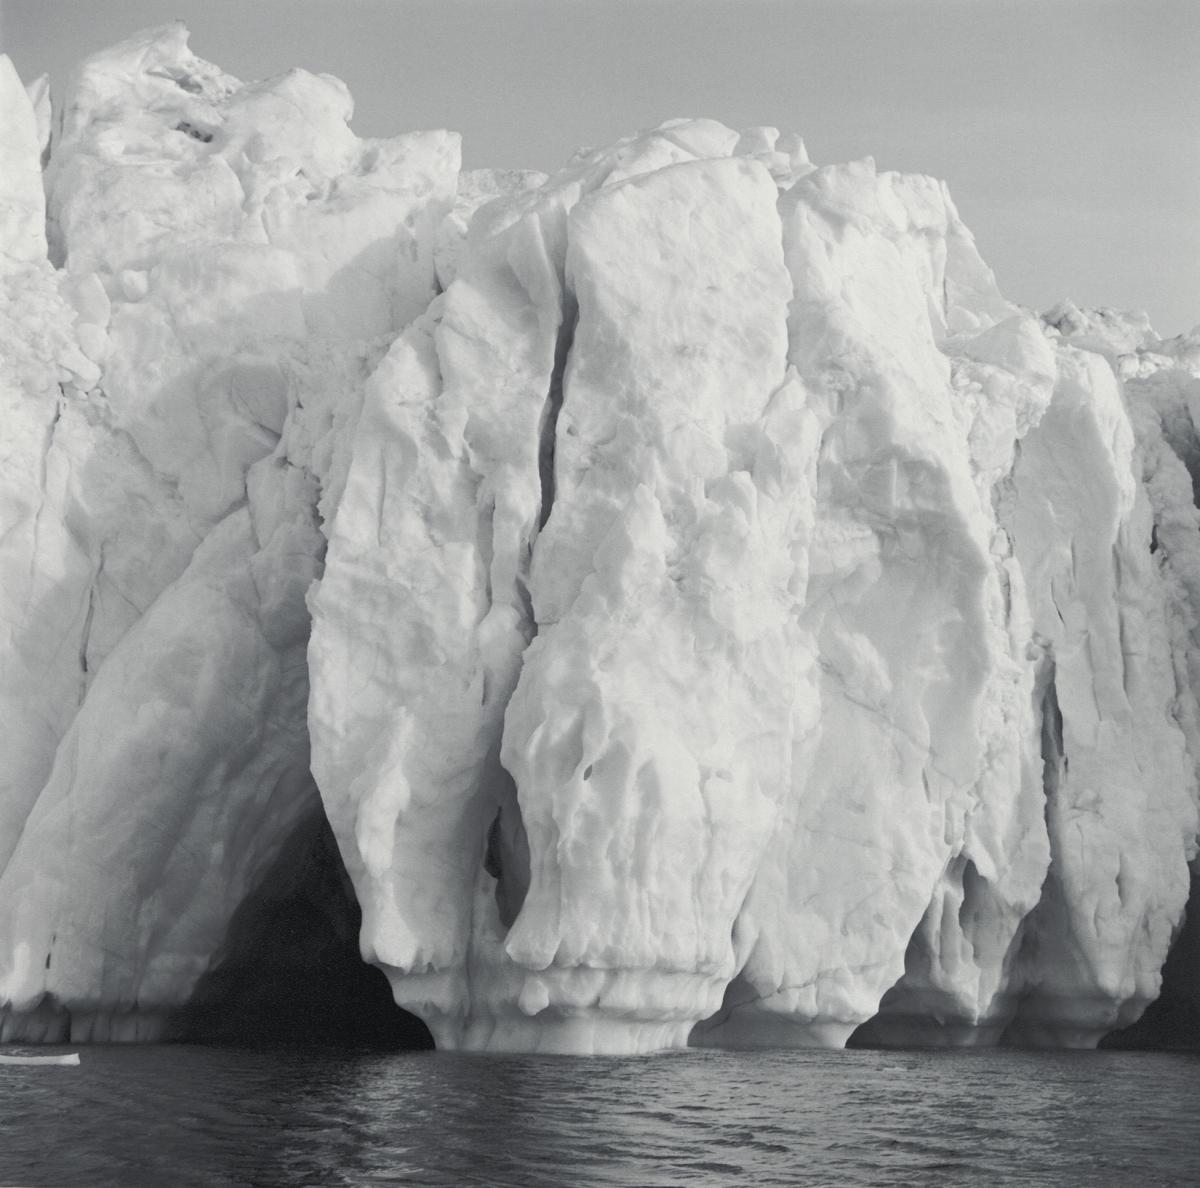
[513,571,535,635]
[536,296,578,534]
[483,764,530,929]
[170,808,434,1048]
[957,857,985,941]
[29,393,64,573]
[1112,546,1135,701]
[42,391,63,490]
[77,553,100,689]
[996,647,1076,1046]
[1114,857,1129,910]
[483,812,503,879]
[1142,381,1200,507]
[1040,653,1065,791]
[173,120,215,144]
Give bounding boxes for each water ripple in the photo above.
[0,1045,1197,1185]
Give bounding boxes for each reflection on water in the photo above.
[1,1044,1197,1186]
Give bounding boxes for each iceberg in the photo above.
[0,27,1197,1053]
[0,26,457,1042]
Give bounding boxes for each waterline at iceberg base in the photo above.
[1,25,1197,1055]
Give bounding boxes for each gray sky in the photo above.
[3,0,1197,333]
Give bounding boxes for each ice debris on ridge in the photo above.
[1,26,1198,1052]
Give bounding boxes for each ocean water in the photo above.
[1,1044,1197,1186]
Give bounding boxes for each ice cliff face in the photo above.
[1,26,1197,1052]
[0,26,457,1041]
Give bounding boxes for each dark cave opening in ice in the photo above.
[1101,866,1200,1051]
[170,810,434,1050]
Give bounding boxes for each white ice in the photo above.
[1,29,1197,1053]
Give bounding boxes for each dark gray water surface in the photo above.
[1,1044,1197,1186]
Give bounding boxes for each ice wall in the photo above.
[1,28,1197,1052]
[0,26,456,1041]
[309,124,1199,1050]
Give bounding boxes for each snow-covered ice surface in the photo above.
[1,27,1197,1052]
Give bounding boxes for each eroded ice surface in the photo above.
[1,27,1197,1052]
[0,27,457,1040]
[309,125,1199,1050]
